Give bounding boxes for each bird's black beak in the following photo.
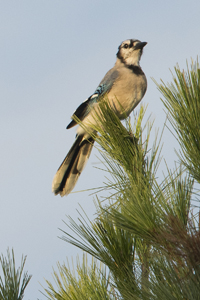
[134,41,147,50]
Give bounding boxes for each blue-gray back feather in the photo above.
[66,69,119,129]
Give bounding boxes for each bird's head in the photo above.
[117,39,147,66]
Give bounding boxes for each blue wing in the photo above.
[67,68,119,129]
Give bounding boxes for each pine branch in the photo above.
[154,59,200,183]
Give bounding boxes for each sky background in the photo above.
[0,1,200,299]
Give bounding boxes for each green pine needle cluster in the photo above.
[0,249,31,300]
[43,254,115,300]
[155,60,200,183]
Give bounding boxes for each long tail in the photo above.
[52,134,95,196]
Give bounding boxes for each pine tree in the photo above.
[43,60,200,300]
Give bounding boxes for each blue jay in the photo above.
[52,39,147,196]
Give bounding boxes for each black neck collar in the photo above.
[127,64,144,75]
[116,54,144,75]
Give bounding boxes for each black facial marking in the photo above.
[116,47,123,61]
[129,39,134,48]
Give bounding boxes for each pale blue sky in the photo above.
[1,1,200,298]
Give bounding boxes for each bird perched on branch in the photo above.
[52,39,147,196]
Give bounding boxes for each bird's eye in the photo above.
[124,43,129,49]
